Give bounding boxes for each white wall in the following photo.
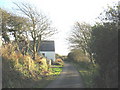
[39,51,55,61]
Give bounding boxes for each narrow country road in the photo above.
[46,62,84,88]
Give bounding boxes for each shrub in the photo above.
[67,49,90,63]
[54,58,64,66]
[2,43,51,88]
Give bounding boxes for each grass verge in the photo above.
[71,61,98,88]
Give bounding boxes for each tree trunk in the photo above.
[36,35,41,53]
[33,38,36,60]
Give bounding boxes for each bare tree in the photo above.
[68,22,94,64]
[14,2,56,60]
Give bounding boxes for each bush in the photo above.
[2,43,50,88]
[67,49,90,62]
[91,23,118,88]
[54,58,64,66]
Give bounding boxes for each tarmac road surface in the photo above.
[46,62,84,88]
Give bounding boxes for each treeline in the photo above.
[67,4,118,88]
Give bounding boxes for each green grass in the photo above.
[48,65,63,76]
[79,69,93,88]
[49,67,62,75]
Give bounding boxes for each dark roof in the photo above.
[18,40,55,51]
[39,40,55,51]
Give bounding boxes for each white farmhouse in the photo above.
[39,41,55,61]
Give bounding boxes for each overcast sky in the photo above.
[0,0,118,55]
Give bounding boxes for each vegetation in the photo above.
[0,2,59,88]
[1,43,63,88]
[49,65,63,76]
[67,49,89,62]
[55,53,67,60]
[14,2,57,60]
[89,4,118,88]
[71,61,98,88]
[54,58,64,66]
[67,3,118,88]
[0,0,118,88]
[68,22,94,64]
[0,1,67,88]
[67,49,96,87]
[90,22,118,88]
[1,2,56,60]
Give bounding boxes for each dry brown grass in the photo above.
[2,43,51,87]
